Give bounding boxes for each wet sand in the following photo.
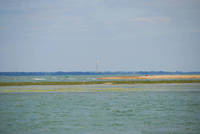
[97,75,200,80]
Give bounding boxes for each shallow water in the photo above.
[0,75,143,82]
[0,84,200,134]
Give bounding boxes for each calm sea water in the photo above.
[0,75,143,82]
[0,84,200,134]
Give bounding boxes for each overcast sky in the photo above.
[0,0,200,72]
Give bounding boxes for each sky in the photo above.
[0,0,200,72]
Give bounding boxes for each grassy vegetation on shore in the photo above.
[0,80,200,86]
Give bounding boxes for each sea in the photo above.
[0,75,106,82]
[0,74,200,134]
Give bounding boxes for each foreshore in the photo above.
[97,75,200,80]
[0,79,200,86]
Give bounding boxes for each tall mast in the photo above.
[96,58,99,72]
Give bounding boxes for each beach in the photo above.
[97,75,200,80]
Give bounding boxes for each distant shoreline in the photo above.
[0,79,200,86]
[97,75,200,80]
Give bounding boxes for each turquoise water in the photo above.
[0,75,143,82]
[0,84,200,134]
[0,75,99,82]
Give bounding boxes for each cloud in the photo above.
[129,17,171,24]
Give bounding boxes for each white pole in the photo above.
[96,58,99,72]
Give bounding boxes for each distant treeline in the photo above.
[0,71,200,76]
[0,72,131,76]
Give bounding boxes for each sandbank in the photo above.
[97,75,200,80]
[0,79,200,86]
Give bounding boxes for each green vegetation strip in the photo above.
[0,80,200,86]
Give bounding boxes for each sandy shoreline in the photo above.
[97,75,200,80]
[0,79,200,86]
